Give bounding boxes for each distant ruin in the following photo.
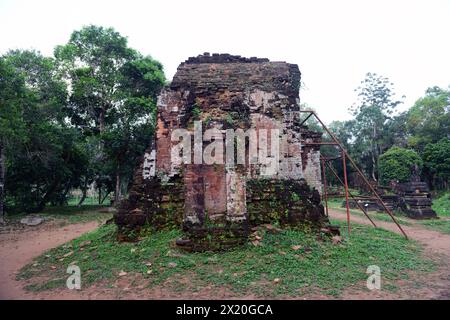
[346,169,437,219]
[115,53,332,251]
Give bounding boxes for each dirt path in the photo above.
[328,209,450,299]
[0,220,100,300]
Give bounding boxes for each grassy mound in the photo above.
[18,219,433,297]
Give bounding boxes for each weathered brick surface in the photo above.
[115,53,330,250]
[300,128,323,193]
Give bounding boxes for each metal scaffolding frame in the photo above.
[300,110,408,239]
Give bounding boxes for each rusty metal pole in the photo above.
[342,151,351,235]
[324,158,377,228]
[321,158,329,217]
[300,110,408,239]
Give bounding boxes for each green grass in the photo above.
[419,192,450,234]
[432,192,450,217]
[67,196,111,206]
[7,205,112,225]
[326,198,412,226]
[418,219,450,235]
[328,193,450,235]
[18,220,433,297]
[413,192,450,234]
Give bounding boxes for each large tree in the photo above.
[0,57,27,222]
[1,50,88,213]
[349,72,404,180]
[55,25,165,204]
[406,86,450,151]
[55,25,138,135]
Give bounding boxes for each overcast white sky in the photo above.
[1,0,449,124]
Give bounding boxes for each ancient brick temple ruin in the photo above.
[115,53,332,251]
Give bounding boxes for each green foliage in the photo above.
[323,120,354,182]
[422,138,450,182]
[334,84,448,190]
[191,104,202,120]
[1,26,166,212]
[350,73,403,117]
[55,25,166,202]
[54,25,164,135]
[120,56,165,99]
[0,56,27,220]
[406,86,450,150]
[349,73,404,180]
[5,126,87,212]
[382,112,410,149]
[0,57,26,143]
[1,50,87,212]
[379,147,423,184]
[298,104,324,133]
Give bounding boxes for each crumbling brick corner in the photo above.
[114,53,334,250]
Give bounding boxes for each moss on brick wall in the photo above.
[246,178,328,229]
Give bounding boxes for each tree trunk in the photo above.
[58,183,71,206]
[100,191,110,205]
[371,151,377,181]
[114,166,121,205]
[77,181,88,207]
[371,124,378,182]
[35,178,61,212]
[99,107,106,134]
[0,140,5,224]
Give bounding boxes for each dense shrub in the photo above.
[379,147,423,184]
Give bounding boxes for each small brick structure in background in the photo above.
[345,177,437,219]
[115,53,334,251]
[395,182,437,219]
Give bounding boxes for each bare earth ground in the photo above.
[0,220,100,299]
[0,209,449,300]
